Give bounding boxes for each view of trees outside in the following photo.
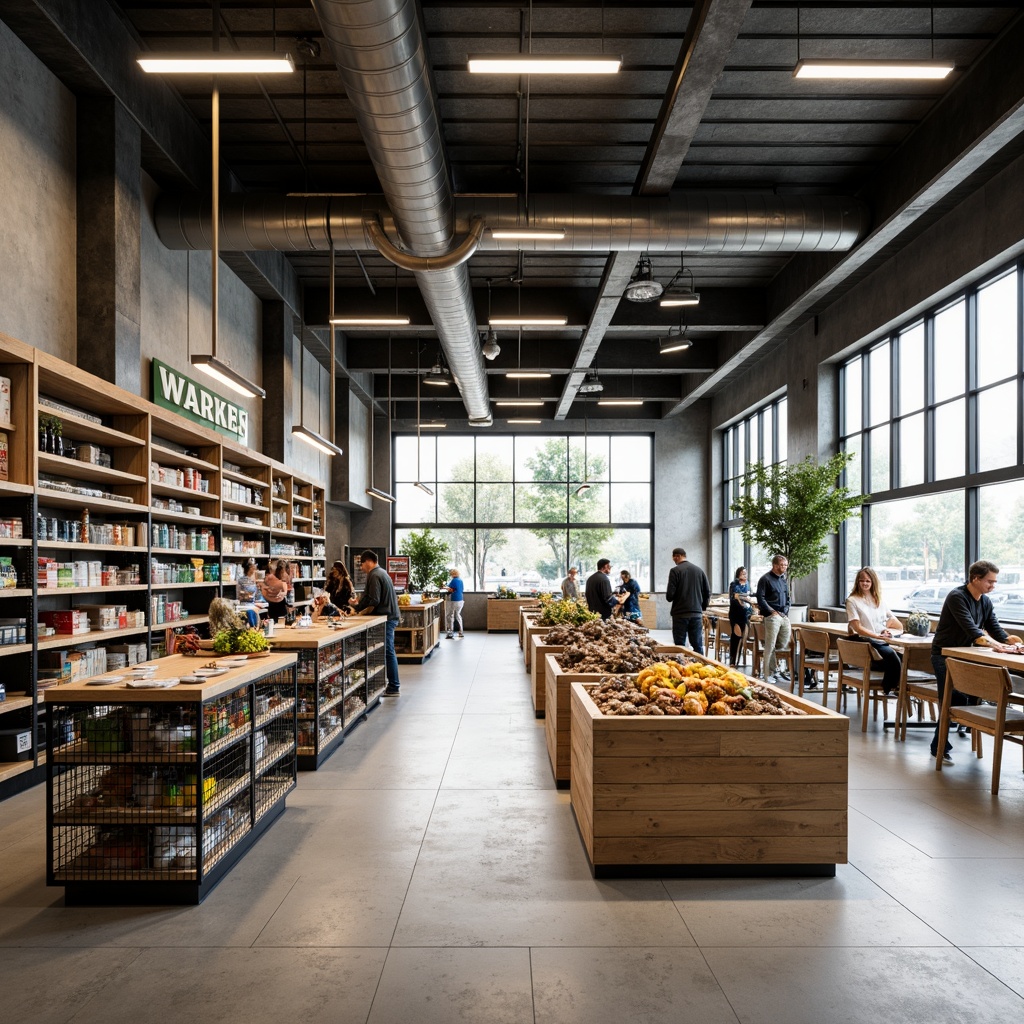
[394,433,652,591]
[838,263,1024,618]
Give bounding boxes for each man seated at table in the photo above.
[930,559,1024,766]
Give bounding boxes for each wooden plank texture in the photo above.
[593,782,848,812]
[593,809,847,838]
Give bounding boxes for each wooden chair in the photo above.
[745,617,762,677]
[715,616,737,666]
[834,637,899,731]
[753,618,794,683]
[795,627,839,706]
[808,609,832,623]
[702,614,717,660]
[938,659,1024,794]
[895,645,939,741]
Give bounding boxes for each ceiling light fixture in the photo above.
[138,52,296,74]
[577,371,604,395]
[489,316,568,327]
[507,418,542,425]
[190,354,266,399]
[365,486,396,504]
[468,54,621,75]
[423,357,452,387]
[659,334,692,355]
[506,371,551,379]
[414,481,435,495]
[624,254,663,302]
[292,423,344,457]
[495,400,544,407]
[481,329,501,360]
[660,258,700,307]
[419,422,448,429]
[598,399,644,407]
[490,228,566,240]
[793,59,953,80]
[329,315,410,326]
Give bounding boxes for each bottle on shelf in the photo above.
[80,507,89,544]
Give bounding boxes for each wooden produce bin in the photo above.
[487,597,539,632]
[638,597,658,627]
[519,609,538,649]
[544,646,686,785]
[523,620,556,672]
[529,635,565,718]
[570,681,849,877]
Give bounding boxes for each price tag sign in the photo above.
[387,556,410,592]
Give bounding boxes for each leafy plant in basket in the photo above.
[729,451,866,600]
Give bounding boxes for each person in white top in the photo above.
[845,565,904,695]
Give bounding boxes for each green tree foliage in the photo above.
[871,493,965,578]
[438,452,510,584]
[730,452,866,593]
[517,438,614,572]
[398,528,452,592]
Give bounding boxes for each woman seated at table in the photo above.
[845,565,903,695]
[310,591,347,623]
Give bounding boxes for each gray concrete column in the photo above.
[261,301,291,462]
[76,97,142,391]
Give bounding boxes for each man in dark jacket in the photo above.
[665,547,711,653]
[756,554,791,683]
[585,559,616,619]
[352,550,402,696]
[929,560,1023,764]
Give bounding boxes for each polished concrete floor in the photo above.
[2,631,1023,1024]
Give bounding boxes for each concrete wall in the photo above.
[0,21,76,359]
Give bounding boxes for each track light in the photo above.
[291,424,344,457]
[659,335,692,355]
[190,354,266,399]
[365,486,396,504]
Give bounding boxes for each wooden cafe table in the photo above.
[792,621,936,729]
[938,646,1024,709]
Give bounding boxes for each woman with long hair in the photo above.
[728,566,756,666]
[326,559,353,608]
[846,565,903,695]
[261,563,289,621]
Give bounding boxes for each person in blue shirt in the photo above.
[443,568,465,638]
[615,569,643,622]
[728,565,756,666]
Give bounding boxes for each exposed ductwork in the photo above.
[309,0,493,426]
[156,192,869,255]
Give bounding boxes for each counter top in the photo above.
[266,615,387,649]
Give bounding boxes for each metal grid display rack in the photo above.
[270,616,387,769]
[45,652,298,905]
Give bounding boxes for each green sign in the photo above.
[151,358,249,443]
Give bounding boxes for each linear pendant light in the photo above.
[490,228,566,240]
[489,316,567,327]
[330,315,410,326]
[793,59,953,80]
[468,54,621,75]
[139,52,296,74]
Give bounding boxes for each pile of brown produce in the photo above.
[588,666,806,717]
[547,618,670,673]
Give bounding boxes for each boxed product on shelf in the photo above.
[0,618,27,645]
[0,557,18,589]
[39,646,107,684]
[0,375,10,423]
[105,642,147,665]
[0,517,23,539]
[39,610,91,635]
[0,727,32,761]
[74,604,123,631]
[77,444,111,467]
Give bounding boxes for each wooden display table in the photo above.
[267,617,387,768]
[543,645,686,785]
[523,620,556,671]
[638,596,658,627]
[395,599,443,661]
[570,672,849,877]
[44,652,298,904]
[488,597,540,632]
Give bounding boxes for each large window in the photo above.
[394,433,653,591]
[840,263,1024,616]
[720,397,787,589]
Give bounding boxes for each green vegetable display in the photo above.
[537,599,599,626]
[212,628,270,654]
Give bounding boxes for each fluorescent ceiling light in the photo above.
[365,486,396,504]
[506,371,551,379]
[414,481,435,495]
[793,59,953,80]
[468,54,622,75]
[507,419,542,425]
[659,336,692,355]
[190,354,266,399]
[490,228,566,240]
[489,316,568,327]
[138,52,296,74]
[291,424,344,457]
[597,399,644,407]
[659,289,700,307]
[419,422,448,429]
[330,316,410,326]
[423,362,452,387]
[573,482,591,496]
[495,400,544,407]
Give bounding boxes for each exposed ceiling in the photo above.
[7,1,1024,422]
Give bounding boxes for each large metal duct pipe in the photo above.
[156,192,869,254]
[310,0,492,426]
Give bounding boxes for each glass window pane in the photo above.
[571,530,649,589]
[609,483,651,522]
[394,435,422,482]
[436,436,475,482]
[394,482,436,523]
[475,483,513,522]
[868,424,890,493]
[475,435,513,478]
[844,357,862,436]
[844,433,864,496]
[570,434,609,483]
[761,406,774,460]
[869,492,964,611]
[844,515,862,595]
[610,435,652,481]
[979,481,1024,613]
[482,528,563,594]
[397,527,475,589]
[437,482,475,524]
[934,399,965,479]
[570,482,609,523]
[868,342,890,426]
[776,400,787,463]
[515,435,558,481]
[899,323,924,414]
[934,300,965,402]
[977,381,1018,472]
[899,412,924,487]
[726,529,744,590]
[515,482,566,523]
[977,271,1018,388]
[723,430,732,482]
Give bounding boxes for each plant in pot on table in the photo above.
[399,528,451,595]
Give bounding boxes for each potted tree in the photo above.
[399,528,451,597]
[729,451,866,611]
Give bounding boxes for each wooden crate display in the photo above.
[518,609,539,649]
[638,597,658,627]
[528,635,565,718]
[487,598,539,632]
[523,621,555,672]
[570,679,849,876]
[544,646,686,785]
